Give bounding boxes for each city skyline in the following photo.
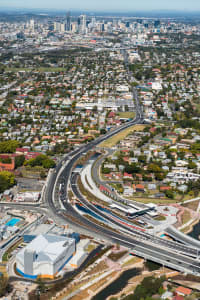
[1,0,200,12]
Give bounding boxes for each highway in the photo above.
[166,226,200,249]
[44,52,200,275]
[55,172,200,275]
[49,167,200,275]
[71,172,200,258]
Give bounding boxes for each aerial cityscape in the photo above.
[1,1,200,299]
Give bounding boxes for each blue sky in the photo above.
[1,0,200,11]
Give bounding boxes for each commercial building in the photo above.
[66,11,71,31]
[16,234,76,279]
[69,239,89,268]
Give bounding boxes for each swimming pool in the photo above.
[5,218,20,227]
[160,234,166,238]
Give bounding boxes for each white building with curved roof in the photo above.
[16,234,75,279]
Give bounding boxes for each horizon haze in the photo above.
[1,0,200,12]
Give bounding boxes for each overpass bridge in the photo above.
[166,226,200,251]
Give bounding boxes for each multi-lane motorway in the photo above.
[44,85,200,276]
[71,172,200,258]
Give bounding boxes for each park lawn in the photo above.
[100,124,146,148]
[2,239,22,262]
[85,244,97,253]
[182,193,200,201]
[86,261,108,276]
[0,265,7,277]
[181,225,192,233]
[108,250,128,262]
[154,215,166,221]
[194,103,200,113]
[118,112,136,119]
[89,271,118,293]
[181,210,191,225]
[182,200,200,211]
[122,256,142,267]
[128,196,178,205]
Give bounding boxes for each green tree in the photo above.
[15,155,25,169]
[0,140,19,153]
[165,190,174,199]
[40,170,46,179]
[25,155,55,169]
[42,159,56,169]
[36,277,46,294]
[100,128,107,134]
[138,155,147,164]
[125,163,141,174]
[155,173,165,181]
[102,167,111,174]
[0,171,15,193]
[0,157,11,164]
[188,161,197,169]
[147,163,161,173]
[71,101,76,109]
[0,274,10,297]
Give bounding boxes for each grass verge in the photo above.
[181,210,191,225]
[99,124,146,148]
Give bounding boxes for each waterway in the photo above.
[91,267,141,300]
[188,221,200,240]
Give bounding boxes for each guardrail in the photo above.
[132,248,192,275]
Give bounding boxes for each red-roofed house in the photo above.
[160,186,172,192]
[0,158,15,172]
[100,185,110,194]
[113,172,122,180]
[108,112,115,118]
[150,127,156,133]
[175,286,192,297]
[121,149,130,154]
[123,157,129,163]
[25,152,41,160]
[136,184,145,192]
[104,174,113,180]
[135,173,143,180]
[16,148,29,155]
[123,173,133,179]
[173,296,184,300]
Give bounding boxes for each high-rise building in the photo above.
[60,23,66,33]
[66,11,71,31]
[154,20,160,28]
[97,23,104,32]
[71,22,78,33]
[82,15,87,34]
[30,19,35,31]
[54,22,60,31]
[91,17,96,27]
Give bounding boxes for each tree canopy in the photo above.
[24,154,56,169]
[15,155,25,169]
[0,274,11,297]
[0,140,19,153]
[0,171,15,193]
[123,275,165,300]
